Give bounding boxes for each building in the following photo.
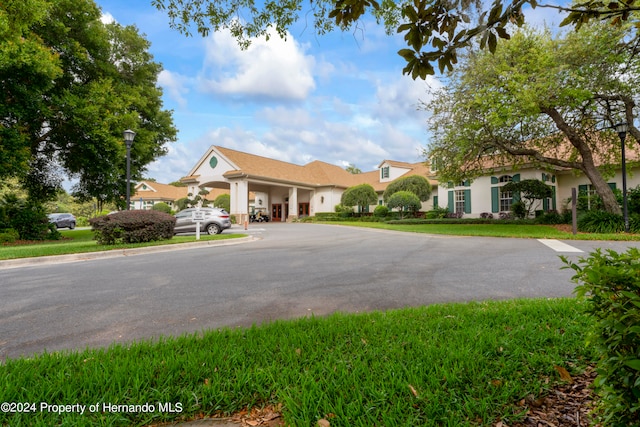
[181,146,438,222]
[131,181,229,211]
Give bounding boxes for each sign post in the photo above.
[192,206,205,240]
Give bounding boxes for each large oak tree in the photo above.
[426,24,639,214]
[1,0,177,208]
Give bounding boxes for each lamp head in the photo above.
[614,122,629,137]
[123,129,136,147]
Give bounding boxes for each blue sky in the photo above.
[97,0,565,184]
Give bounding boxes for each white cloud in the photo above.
[200,28,316,101]
[100,12,115,25]
[158,70,188,108]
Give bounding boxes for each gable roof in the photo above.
[184,145,437,192]
[133,181,189,201]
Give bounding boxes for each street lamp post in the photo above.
[123,129,136,210]
[614,122,629,232]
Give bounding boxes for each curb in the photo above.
[0,236,256,270]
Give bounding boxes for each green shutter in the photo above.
[578,184,588,194]
[491,187,499,213]
[464,189,471,214]
[447,181,454,189]
[543,197,549,211]
[513,174,521,183]
[463,180,471,187]
[552,186,557,210]
[608,182,617,190]
[542,173,548,182]
[491,176,499,184]
[551,175,556,183]
[513,191,521,202]
[433,195,439,208]
[448,191,454,213]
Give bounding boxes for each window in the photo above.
[500,188,513,212]
[455,190,465,214]
[381,166,389,179]
[499,175,512,183]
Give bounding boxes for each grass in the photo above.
[324,220,640,240]
[0,229,245,260]
[0,298,594,427]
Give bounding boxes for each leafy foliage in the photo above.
[386,190,421,218]
[373,204,389,217]
[564,248,640,426]
[502,179,553,218]
[152,0,640,80]
[383,175,432,203]
[426,24,637,215]
[90,210,176,245]
[340,183,377,212]
[214,194,231,212]
[0,193,52,240]
[1,0,176,206]
[577,210,624,233]
[151,202,173,214]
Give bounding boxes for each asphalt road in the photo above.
[1,223,639,361]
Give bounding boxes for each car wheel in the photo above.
[69,222,76,230]
[206,223,221,235]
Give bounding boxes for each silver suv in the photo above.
[174,207,232,235]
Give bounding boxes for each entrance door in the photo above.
[272,204,282,222]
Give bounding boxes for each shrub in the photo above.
[510,201,527,219]
[577,210,624,233]
[386,191,421,219]
[152,202,172,214]
[534,210,567,225]
[563,248,640,426]
[373,205,389,218]
[90,210,176,245]
[425,206,449,219]
[0,229,19,244]
[480,212,494,219]
[0,195,51,240]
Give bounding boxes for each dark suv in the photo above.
[48,213,76,229]
[174,208,232,235]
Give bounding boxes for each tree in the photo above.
[151,0,640,79]
[340,183,377,213]
[1,0,176,208]
[426,24,638,215]
[386,191,421,218]
[345,164,362,174]
[383,175,431,203]
[214,194,231,212]
[502,179,553,218]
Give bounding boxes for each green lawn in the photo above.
[0,298,594,427]
[0,229,245,260]
[324,220,640,240]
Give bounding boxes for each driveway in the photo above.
[1,222,638,361]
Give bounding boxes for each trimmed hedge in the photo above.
[90,210,176,245]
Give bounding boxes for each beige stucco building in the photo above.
[181,146,438,222]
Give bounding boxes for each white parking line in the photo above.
[537,239,583,253]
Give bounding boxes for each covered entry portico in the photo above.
[181,146,346,223]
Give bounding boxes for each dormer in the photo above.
[378,160,413,183]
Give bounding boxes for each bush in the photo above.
[425,206,449,219]
[373,205,389,218]
[0,229,19,244]
[90,210,176,245]
[563,248,640,426]
[534,210,568,225]
[510,201,527,219]
[0,195,51,240]
[577,210,624,233]
[152,202,172,214]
